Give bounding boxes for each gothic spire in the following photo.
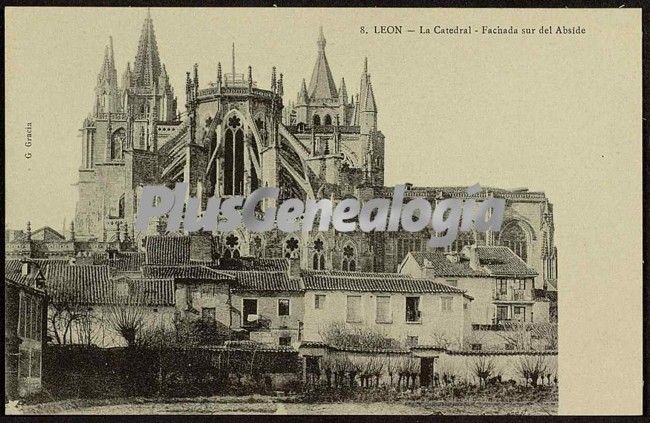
[308,26,338,100]
[298,78,309,104]
[339,77,348,104]
[133,9,162,87]
[359,57,377,112]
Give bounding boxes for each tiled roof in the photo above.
[303,273,467,295]
[142,265,236,282]
[304,269,412,279]
[224,271,302,292]
[93,251,146,271]
[202,340,296,353]
[4,259,46,288]
[48,275,174,306]
[217,258,289,272]
[409,250,486,277]
[146,236,191,265]
[409,246,537,278]
[474,246,538,276]
[46,263,111,284]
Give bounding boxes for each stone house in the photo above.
[301,270,472,348]
[399,245,550,326]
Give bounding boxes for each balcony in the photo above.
[494,289,533,302]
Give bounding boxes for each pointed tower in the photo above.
[94,36,121,115]
[126,9,176,123]
[294,27,353,126]
[308,27,338,100]
[133,9,162,88]
[358,57,377,134]
[338,77,348,105]
[297,78,309,105]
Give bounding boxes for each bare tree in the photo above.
[471,356,497,387]
[48,301,91,345]
[530,323,558,350]
[516,355,549,386]
[105,305,148,347]
[496,321,531,350]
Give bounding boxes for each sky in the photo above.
[4,7,643,413]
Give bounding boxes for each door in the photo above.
[420,357,434,387]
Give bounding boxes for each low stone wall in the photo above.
[299,343,558,388]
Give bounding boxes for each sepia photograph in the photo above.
[4,6,643,416]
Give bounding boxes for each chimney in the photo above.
[466,245,481,271]
[287,257,301,279]
[21,260,31,277]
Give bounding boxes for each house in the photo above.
[141,264,236,328]
[46,262,176,347]
[399,245,550,327]
[4,260,47,399]
[226,268,304,348]
[301,270,472,348]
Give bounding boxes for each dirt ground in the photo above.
[7,396,557,415]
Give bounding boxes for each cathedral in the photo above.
[72,11,558,290]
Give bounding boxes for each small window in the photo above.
[406,297,421,322]
[278,299,290,316]
[471,343,482,351]
[314,294,326,309]
[406,336,419,347]
[346,295,362,323]
[441,297,453,313]
[498,279,508,294]
[201,284,216,297]
[202,307,216,322]
[117,281,129,297]
[517,280,526,290]
[279,336,292,346]
[376,296,391,323]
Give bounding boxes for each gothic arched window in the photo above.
[111,128,126,160]
[311,238,325,270]
[224,234,240,259]
[224,115,244,195]
[284,237,300,259]
[312,114,321,126]
[324,114,332,125]
[500,223,528,263]
[342,243,357,271]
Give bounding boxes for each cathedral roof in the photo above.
[308,27,338,100]
[133,9,162,87]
